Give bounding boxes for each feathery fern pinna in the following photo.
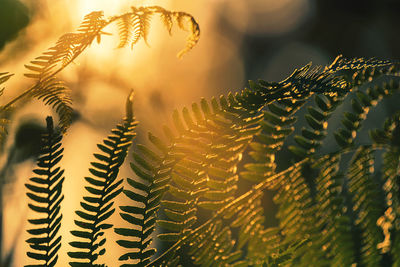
[25,116,64,267]
[68,92,138,266]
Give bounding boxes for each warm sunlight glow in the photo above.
[1,0,315,266]
[2,0,399,266]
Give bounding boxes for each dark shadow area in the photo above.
[0,0,30,50]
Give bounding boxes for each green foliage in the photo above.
[25,116,64,267]
[18,54,400,267]
[2,4,400,267]
[126,56,400,267]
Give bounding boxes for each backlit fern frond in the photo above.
[289,93,345,158]
[334,74,400,148]
[25,116,64,267]
[381,150,400,266]
[68,92,138,266]
[241,95,305,182]
[244,58,399,266]
[119,91,268,265]
[118,56,400,266]
[156,95,265,240]
[30,78,73,132]
[24,5,200,81]
[7,6,199,136]
[112,6,200,57]
[24,11,106,81]
[114,146,168,266]
[149,157,307,266]
[326,54,393,72]
[347,147,386,266]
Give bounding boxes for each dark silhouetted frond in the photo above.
[68,92,138,266]
[25,116,64,267]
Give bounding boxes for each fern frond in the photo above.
[289,93,345,158]
[30,78,73,132]
[25,116,64,267]
[114,146,168,266]
[256,63,348,103]
[334,75,400,148]
[369,113,400,265]
[68,92,138,266]
[131,7,153,46]
[157,95,264,237]
[174,12,200,59]
[116,13,134,49]
[149,158,308,266]
[24,11,106,81]
[119,90,267,265]
[347,147,386,266]
[23,6,200,80]
[327,54,394,72]
[113,56,400,266]
[242,93,305,182]
[11,6,199,136]
[133,57,399,266]
[112,6,200,57]
[379,149,400,266]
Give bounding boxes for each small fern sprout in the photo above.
[25,116,64,267]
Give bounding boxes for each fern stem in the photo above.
[1,83,38,111]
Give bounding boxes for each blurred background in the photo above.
[1,0,400,265]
